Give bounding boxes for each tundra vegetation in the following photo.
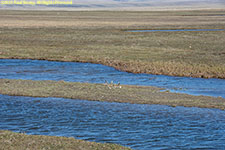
[0,9,225,149]
[0,130,132,150]
[0,10,225,78]
[0,79,225,110]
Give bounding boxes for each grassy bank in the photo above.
[0,10,225,78]
[0,130,131,150]
[0,79,224,110]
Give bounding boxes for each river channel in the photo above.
[0,58,225,149]
[0,95,224,150]
[0,59,225,98]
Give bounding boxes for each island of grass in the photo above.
[0,9,225,78]
[0,130,132,150]
[0,79,224,110]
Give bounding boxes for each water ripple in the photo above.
[0,95,224,150]
[0,59,225,98]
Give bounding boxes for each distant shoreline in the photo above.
[1,7,225,11]
[1,0,225,11]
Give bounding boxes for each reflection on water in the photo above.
[0,95,224,150]
[128,29,224,32]
[0,59,225,98]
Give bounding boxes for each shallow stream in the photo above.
[1,59,225,149]
[0,59,225,98]
[0,95,224,150]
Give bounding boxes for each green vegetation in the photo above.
[0,130,132,150]
[0,79,224,110]
[0,10,225,78]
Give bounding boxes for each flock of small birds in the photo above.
[104,80,121,89]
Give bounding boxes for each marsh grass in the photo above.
[0,130,132,150]
[0,79,225,110]
[0,10,225,78]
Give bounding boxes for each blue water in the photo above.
[0,94,224,150]
[0,59,225,98]
[128,29,224,32]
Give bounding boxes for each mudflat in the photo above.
[0,10,225,78]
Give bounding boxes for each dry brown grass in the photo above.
[0,130,132,150]
[0,10,225,28]
[0,10,225,78]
